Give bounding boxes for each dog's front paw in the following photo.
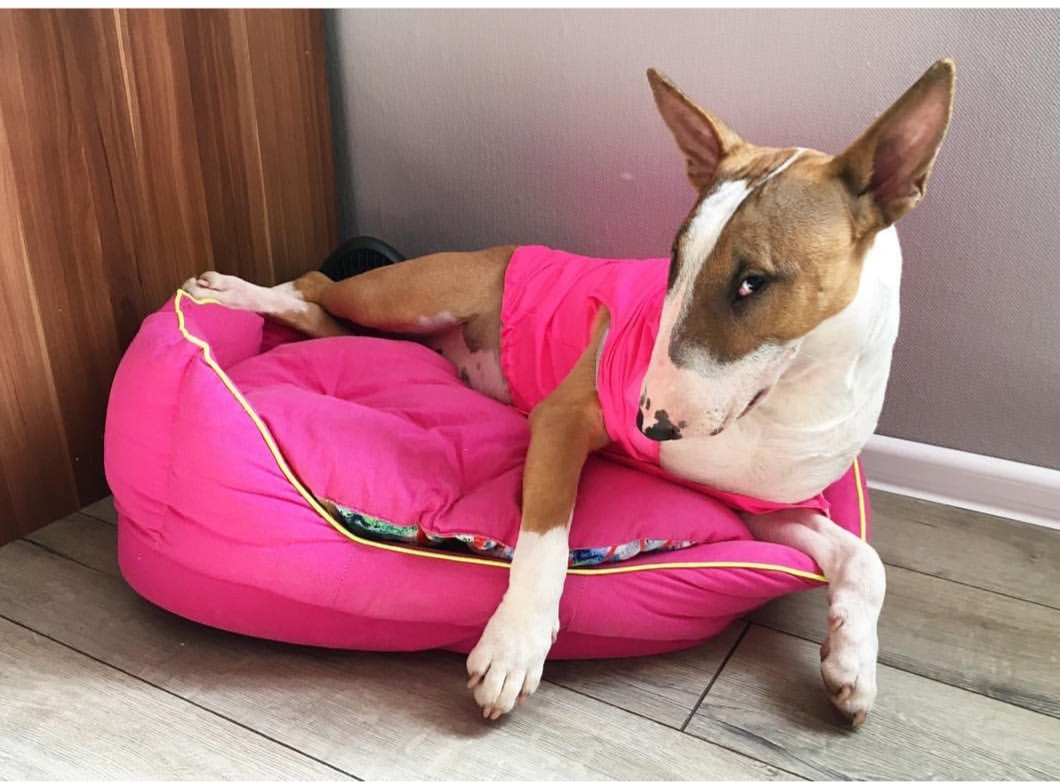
[466,598,559,720]
[820,596,879,726]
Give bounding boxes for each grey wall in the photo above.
[326,9,1060,471]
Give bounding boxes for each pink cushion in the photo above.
[104,292,871,658]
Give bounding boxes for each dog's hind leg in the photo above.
[742,508,886,726]
[183,246,514,347]
[182,271,353,338]
[306,246,514,339]
[303,245,515,400]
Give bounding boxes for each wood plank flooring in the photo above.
[2,489,1058,780]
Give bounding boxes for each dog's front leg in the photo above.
[467,313,611,720]
[742,508,886,726]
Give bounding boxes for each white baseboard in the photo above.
[861,435,1060,532]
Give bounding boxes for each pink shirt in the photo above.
[501,245,829,516]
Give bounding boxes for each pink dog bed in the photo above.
[104,291,870,659]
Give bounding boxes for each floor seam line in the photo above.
[541,669,805,779]
[680,622,750,733]
[879,558,1060,611]
[747,621,1060,720]
[20,538,113,576]
[0,611,362,781]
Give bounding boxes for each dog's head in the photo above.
[638,59,956,442]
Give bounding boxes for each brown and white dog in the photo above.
[183,59,955,725]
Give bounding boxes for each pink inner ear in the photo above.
[684,121,721,166]
[672,112,722,184]
[870,91,949,205]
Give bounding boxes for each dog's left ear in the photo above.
[833,58,956,231]
[648,68,745,192]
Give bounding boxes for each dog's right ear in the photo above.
[648,68,744,192]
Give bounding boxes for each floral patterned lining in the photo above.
[326,501,698,567]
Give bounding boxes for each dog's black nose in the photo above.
[641,410,682,441]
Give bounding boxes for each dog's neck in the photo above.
[658,227,902,503]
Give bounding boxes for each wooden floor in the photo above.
[2,489,1058,780]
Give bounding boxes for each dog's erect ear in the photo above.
[833,58,956,231]
[648,68,744,192]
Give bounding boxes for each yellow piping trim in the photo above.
[853,457,868,542]
[176,290,510,569]
[173,289,868,582]
[568,561,823,580]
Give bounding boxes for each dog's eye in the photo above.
[737,275,767,300]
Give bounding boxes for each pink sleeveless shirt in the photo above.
[500,245,829,516]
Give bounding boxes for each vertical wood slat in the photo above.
[118,9,218,303]
[56,11,147,351]
[0,10,337,545]
[243,9,338,282]
[0,10,116,514]
[181,10,270,282]
[0,77,81,532]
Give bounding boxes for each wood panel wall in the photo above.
[0,10,337,545]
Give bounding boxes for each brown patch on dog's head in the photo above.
[673,150,873,363]
[649,60,956,366]
[640,61,955,437]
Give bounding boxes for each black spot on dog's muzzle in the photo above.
[639,409,682,441]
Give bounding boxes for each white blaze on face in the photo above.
[641,151,805,439]
[670,179,753,309]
